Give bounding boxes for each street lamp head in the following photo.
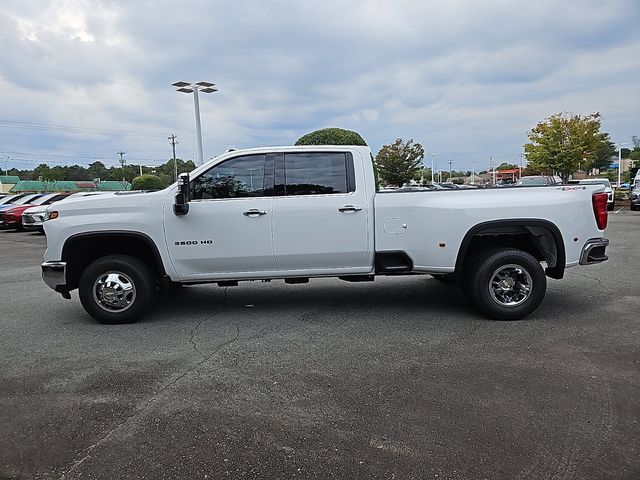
[172,81,191,88]
[195,81,216,88]
[199,87,218,93]
[176,87,194,93]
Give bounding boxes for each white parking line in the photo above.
[614,207,624,214]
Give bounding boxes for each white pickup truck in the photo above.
[41,146,609,324]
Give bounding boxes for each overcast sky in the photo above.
[1,0,639,173]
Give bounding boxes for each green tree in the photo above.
[295,127,367,146]
[375,138,424,187]
[593,136,616,170]
[524,112,607,183]
[87,161,110,181]
[630,136,640,163]
[496,163,516,170]
[33,163,64,181]
[131,174,164,190]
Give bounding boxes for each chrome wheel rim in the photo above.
[489,264,532,307]
[93,271,136,313]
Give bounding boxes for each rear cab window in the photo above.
[276,152,355,196]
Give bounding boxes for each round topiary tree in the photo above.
[295,127,367,146]
[131,174,165,191]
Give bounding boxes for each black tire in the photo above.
[78,255,156,324]
[465,248,546,320]
[607,203,614,211]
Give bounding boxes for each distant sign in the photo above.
[76,182,97,188]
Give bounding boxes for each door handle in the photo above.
[338,205,363,213]
[243,209,267,217]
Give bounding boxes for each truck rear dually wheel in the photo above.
[465,248,546,320]
[78,255,156,324]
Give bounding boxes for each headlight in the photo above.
[43,210,59,221]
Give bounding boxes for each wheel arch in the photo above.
[62,231,167,290]
[455,219,566,279]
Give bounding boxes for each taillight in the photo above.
[592,192,608,230]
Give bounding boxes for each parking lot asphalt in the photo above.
[1,213,639,480]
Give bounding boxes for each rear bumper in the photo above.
[579,238,609,265]
[42,261,68,294]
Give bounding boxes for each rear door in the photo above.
[271,151,370,272]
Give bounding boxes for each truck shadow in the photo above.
[151,276,478,324]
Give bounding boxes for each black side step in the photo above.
[339,275,374,282]
[375,251,413,274]
[285,278,309,284]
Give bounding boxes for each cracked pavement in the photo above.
[1,212,639,479]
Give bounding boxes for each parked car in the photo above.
[0,193,69,231]
[22,192,109,231]
[578,178,615,211]
[0,194,45,214]
[631,185,640,211]
[0,193,36,208]
[515,176,558,186]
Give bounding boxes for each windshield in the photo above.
[31,194,57,206]
[31,193,70,205]
[12,194,44,206]
[579,179,611,187]
[517,177,548,186]
[0,194,27,205]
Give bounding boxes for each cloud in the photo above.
[0,0,638,171]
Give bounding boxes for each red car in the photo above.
[0,193,70,231]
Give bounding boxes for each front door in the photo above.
[164,153,277,280]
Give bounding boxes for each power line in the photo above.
[0,119,242,144]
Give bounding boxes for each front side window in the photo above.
[283,152,353,195]
[191,154,266,200]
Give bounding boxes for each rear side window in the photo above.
[283,152,354,196]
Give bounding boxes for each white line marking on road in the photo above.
[614,208,624,214]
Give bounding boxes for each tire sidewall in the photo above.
[471,249,546,320]
[79,255,154,324]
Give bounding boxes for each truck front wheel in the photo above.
[78,255,156,324]
[466,248,546,320]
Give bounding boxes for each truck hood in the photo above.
[49,189,171,217]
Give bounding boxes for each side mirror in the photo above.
[174,173,190,216]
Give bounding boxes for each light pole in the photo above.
[471,159,475,184]
[173,81,217,166]
[448,160,453,182]
[617,143,630,187]
[426,152,439,184]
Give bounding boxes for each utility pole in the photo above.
[490,155,496,184]
[117,151,126,183]
[448,160,453,181]
[518,152,525,179]
[169,134,179,182]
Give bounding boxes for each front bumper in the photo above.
[579,238,609,265]
[0,215,20,229]
[42,261,70,297]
